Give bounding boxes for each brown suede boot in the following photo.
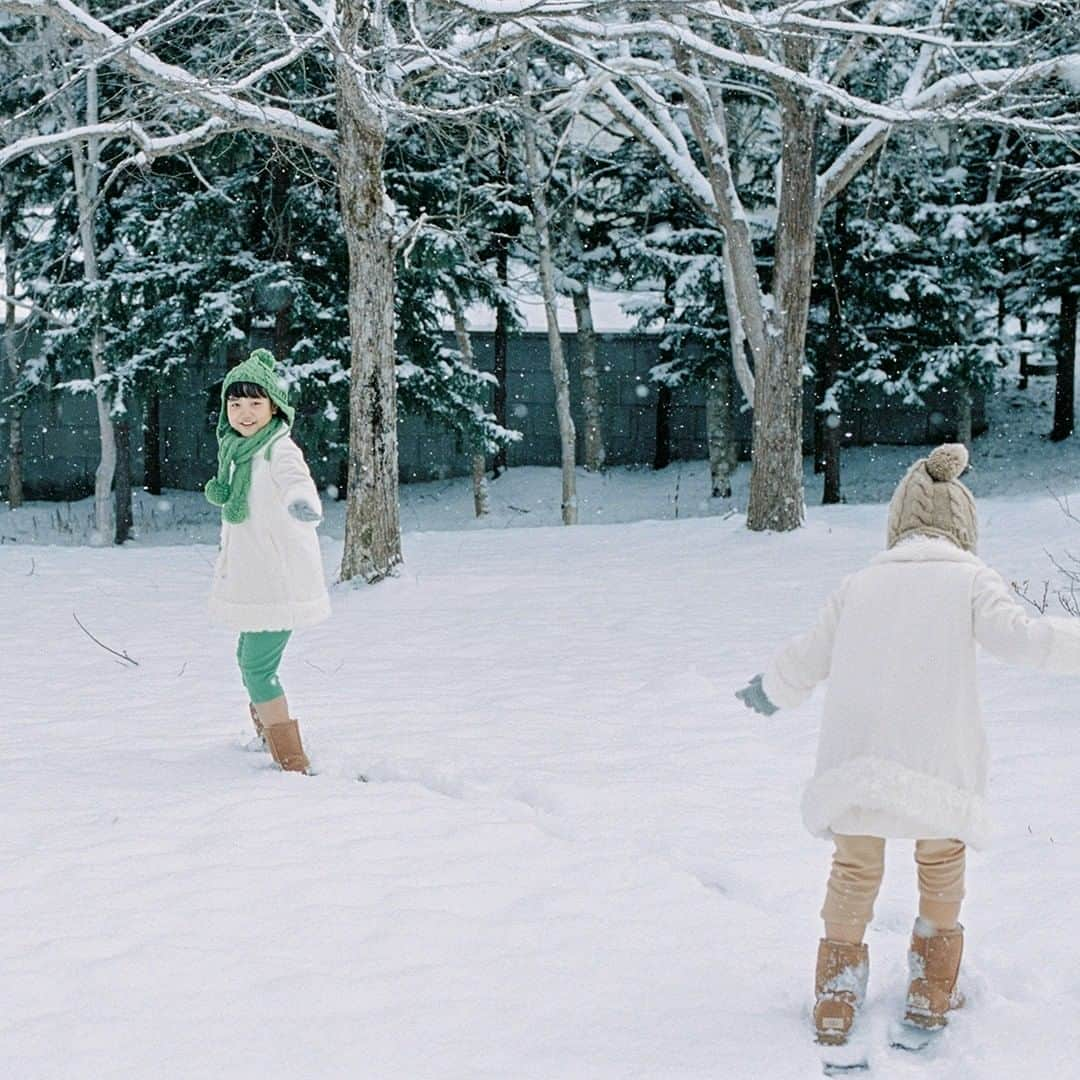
[264,719,310,774]
[249,703,267,745]
[814,939,869,1046]
[904,921,964,1029]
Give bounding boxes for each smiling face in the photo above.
[226,393,275,437]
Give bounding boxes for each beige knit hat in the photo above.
[886,443,977,552]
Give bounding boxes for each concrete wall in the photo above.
[398,331,984,483]
[398,332,700,482]
[1,329,984,498]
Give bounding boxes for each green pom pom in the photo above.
[205,478,230,506]
[222,500,248,525]
[248,348,276,370]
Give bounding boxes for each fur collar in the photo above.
[871,535,983,567]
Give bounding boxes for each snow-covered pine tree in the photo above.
[480,0,1080,532]
[1009,144,1080,441]
[385,105,522,499]
[606,125,748,497]
[811,127,1006,450]
[0,13,62,508]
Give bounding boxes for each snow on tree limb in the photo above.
[817,0,946,211]
[540,14,1078,128]
[0,291,73,327]
[0,117,230,169]
[818,52,1080,208]
[594,79,715,211]
[465,0,1070,50]
[226,28,333,94]
[0,0,335,156]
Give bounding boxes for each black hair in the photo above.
[226,381,272,401]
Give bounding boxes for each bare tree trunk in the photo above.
[471,454,490,517]
[706,359,737,497]
[564,215,606,472]
[71,67,115,544]
[684,48,813,532]
[269,157,294,363]
[520,57,577,525]
[143,389,161,495]
[955,382,973,447]
[336,1,402,582]
[492,278,510,476]
[714,241,749,500]
[3,227,23,508]
[87,327,115,542]
[1018,310,1030,391]
[821,359,843,506]
[570,284,606,473]
[747,50,817,533]
[720,247,754,406]
[1051,288,1077,442]
[452,309,489,518]
[654,382,673,470]
[114,410,133,543]
[813,361,826,476]
[492,147,511,479]
[822,192,849,505]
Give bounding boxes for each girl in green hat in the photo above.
[206,348,330,773]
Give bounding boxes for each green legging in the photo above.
[236,630,292,704]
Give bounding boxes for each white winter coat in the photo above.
[209,433,331,632]
[763,536,1080,849]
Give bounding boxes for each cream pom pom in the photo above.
[925,443,969,482]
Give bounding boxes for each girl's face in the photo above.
[227,395,275,437]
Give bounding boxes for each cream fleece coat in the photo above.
[209,433,331,632]
[763,536,1080,849]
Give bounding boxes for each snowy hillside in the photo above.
[3,468,1080,1078]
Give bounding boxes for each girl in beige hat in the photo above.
[736,443,1080,1050]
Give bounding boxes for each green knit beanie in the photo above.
[215,348,295,439]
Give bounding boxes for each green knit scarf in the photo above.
[205,417,287,524]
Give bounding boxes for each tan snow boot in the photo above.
[249,703,267,745]
[264,719,310,774]
[813,939,868,1046]
[904,921,964,1029]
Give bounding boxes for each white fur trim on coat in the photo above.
[801,756,991,850]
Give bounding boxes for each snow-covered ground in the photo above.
[3,378,1080,1078]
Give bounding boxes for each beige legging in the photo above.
[821,835,966,944]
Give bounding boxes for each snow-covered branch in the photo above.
[0,0,335,156]
[0,117,229,169]
[525,14,1043,126]
[817,0,946,210]
[817,49,1080,208]
[463,0,1039,53]
[0,291,73,326]
[595,79,714,210]
[910,54,1080,113]
[227,27,333,93]
[466,5,1078,135]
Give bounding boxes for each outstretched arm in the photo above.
[270,439,323,525]
[973,568,1080,674]
[758,579,850,710]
